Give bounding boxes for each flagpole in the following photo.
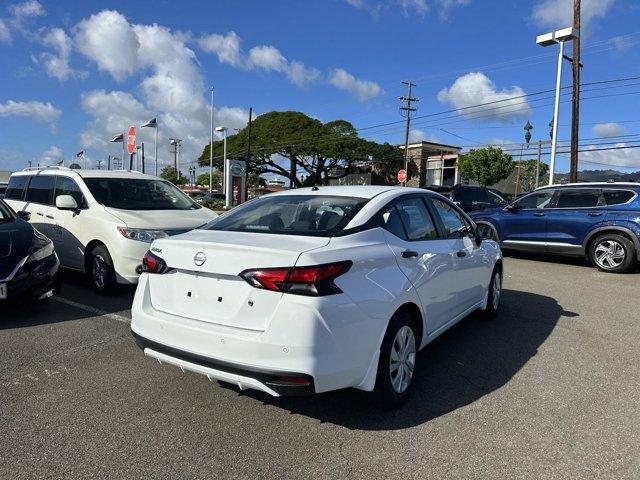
[122,132,126,170]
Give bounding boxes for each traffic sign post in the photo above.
[127,126,136,170]
[397,169,407,185]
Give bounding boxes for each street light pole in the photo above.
[537,27,579,186]
[210,86,214,193]
[215,126,228,199]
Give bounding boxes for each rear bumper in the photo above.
[130,273,381,395]
[132,331,315,396]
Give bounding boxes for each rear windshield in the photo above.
[84,178,200,211]
[203,195,368,237]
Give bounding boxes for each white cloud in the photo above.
[580,143,640,169]
[9,0,45,21]
[40,27,75,80]
[344,0,366,8]
[398,0,429,16]
[199,32,320,88]
[329,68,384,102]
[408,129,441,143]
[531,0,614,30]
[41,146,63,165]
[437,72,532,121]
[592,122,625,138]
[247,45,288,71]
[0,19,11,42]
[75,10,140,82]
[198,31,243,68]
[0,99,61,123]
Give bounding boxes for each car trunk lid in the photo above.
[146,230,330,331]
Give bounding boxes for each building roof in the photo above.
[398,140,462,152]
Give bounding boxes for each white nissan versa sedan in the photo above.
[5,167,216,293]
[131,186,503,406]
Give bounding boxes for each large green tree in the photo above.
[458,147,514,187]
[199,111,402,187]
[159,166,186,185]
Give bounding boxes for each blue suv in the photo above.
[469,183,640,273]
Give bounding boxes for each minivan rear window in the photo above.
[24,175,54,205]
[204,195,368,237]
[5,176,29,200]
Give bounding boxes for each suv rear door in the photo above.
[545,188,603,251]
[22,175,56,240]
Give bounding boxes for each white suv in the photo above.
[5,167,216,293]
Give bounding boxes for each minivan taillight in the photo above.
[239,261,352,296]
[142,251,169,274]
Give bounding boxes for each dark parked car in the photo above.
[0,199,60,301]
[0,182,7,198]
[197,192,225,203]
[469,183,640,273]
[423,184,507,212]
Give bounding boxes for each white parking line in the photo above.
[52,297,131,324]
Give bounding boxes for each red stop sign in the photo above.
[397,169,407,183]
[126,126,136,155]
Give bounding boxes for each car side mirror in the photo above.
[56,194,79,210]
[17,210,31,221]
[504,204,516,212]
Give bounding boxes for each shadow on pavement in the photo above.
[0,269,135,329]
[229,288,573,430]
[504,250,640,273]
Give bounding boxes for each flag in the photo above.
[141,117,157,128]
[76,150,85,158]
[111,133,124,142]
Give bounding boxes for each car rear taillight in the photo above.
[142,251,169,274]
[239,261,352,296]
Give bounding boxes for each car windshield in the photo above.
[203,195,368,237]
[84,178,200,211]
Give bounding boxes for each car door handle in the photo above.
[456,250,467,258]
[36,212,44,216]
[402,250,419,258]
[588,212,603,217]
[46,215,54,219]
[533,212,546,217]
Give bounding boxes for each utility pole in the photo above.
[399,81,418,186]
[107,155,111,170]
[141,142,145,174]
[209,86,214,193]
[570,0,581,183]
[535,141,542,189]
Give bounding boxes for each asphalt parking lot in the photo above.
[1,255,639,479]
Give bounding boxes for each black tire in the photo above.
[372,311,419,408]
[88,245,117,294]
[588,233,636,273]
[480,267,502,319]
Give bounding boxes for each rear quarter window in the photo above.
[602,190,636,206]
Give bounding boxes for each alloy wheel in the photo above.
[594,240,625,270]
[92,255,107,290]
[492,272,501,311]
[389,326,416,394]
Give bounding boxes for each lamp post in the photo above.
[169,138,182,181]
[536,26,579,186]
[215,126,228,197]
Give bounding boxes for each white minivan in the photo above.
[5,167,216,293]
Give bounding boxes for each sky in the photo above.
[1,0,640,179]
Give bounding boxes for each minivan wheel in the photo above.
[589,234,635,273]
[89,245,117,294]
[372,311,419,408]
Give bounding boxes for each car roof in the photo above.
[266,185,424,199]
[12,168,158,180]
[537,182,640,190]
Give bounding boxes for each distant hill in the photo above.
[555,169,640,183]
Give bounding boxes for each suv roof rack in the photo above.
[21,165,71,172]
